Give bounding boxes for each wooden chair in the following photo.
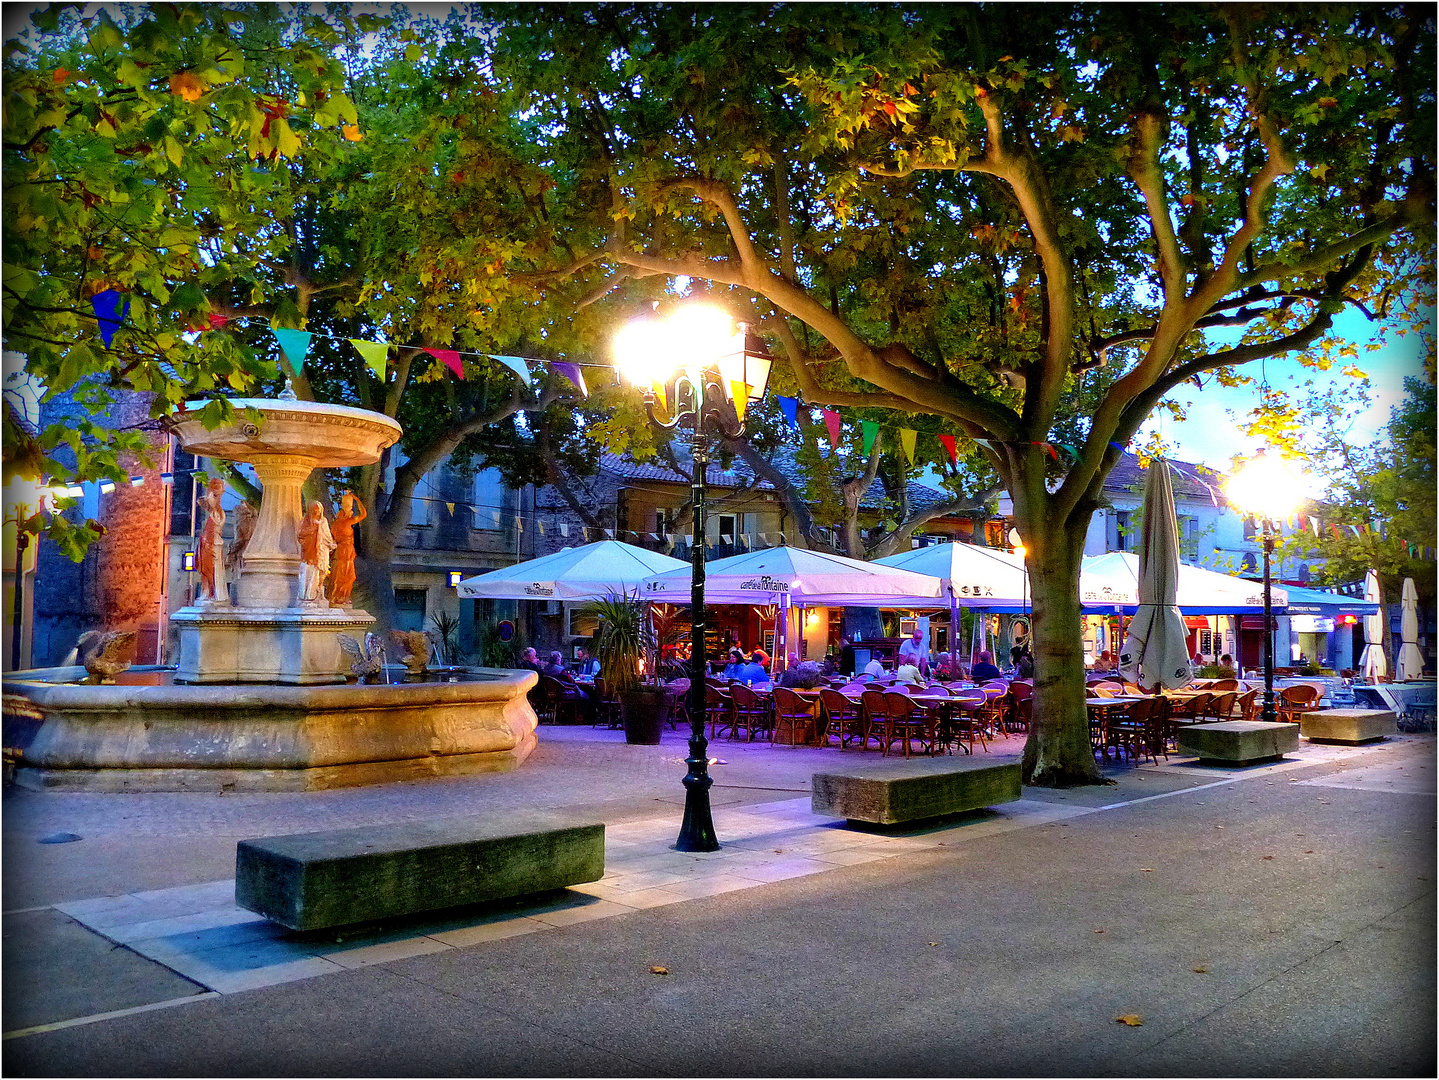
[771,687,817,748]
[882,691,930,758]
[1123,682,1144,696]
[859,689,891,752]
[540,676,582,725]
[729,683,772,742]
[819,688,866,750]
[706,687,736,740]
[1277,684,1322,720]
[1094,681,1124,695]
[1205,691,1238,721]
[1209,679,1241,691]
[1234,688,1261,722]
[1111,696,1167,764]
[948,690,989,755]
[1000,680,1033,736]
[591,676,622,729]
[1168,692,1212,726]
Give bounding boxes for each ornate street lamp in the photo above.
[613,305,772,852]
[1225,451,1304,724]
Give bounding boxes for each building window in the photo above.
[716,514,738,544]
[408,490,430,526]
[655,507,673,536]
[472,468,515,531]
[1243,517,1257,541]
[1115,510,1134,552]
[394,587,428,632]
[170,451,196,536]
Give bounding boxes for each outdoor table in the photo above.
[1087,695,1149,760]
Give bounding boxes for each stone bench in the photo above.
[1175,720,1299,765]
[812,758,1021,826]
[235,811,605,931]
[1297,708,1396,744]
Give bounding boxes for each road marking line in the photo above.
[3,992,218,1041]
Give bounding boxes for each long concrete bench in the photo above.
[1175,720,1299,765]
[812,758,1021,826]
[235,811,605,931]
[1297,708,1395,744]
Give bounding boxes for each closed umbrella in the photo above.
[1360,570,1387,681]
[1117,462,1194,691]
[1396,577,1424,681]
[456,540,687,600]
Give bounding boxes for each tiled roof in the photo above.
[1104,452,1227,506]
[603,441,975,517]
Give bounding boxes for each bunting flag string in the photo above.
[270,328,313,376]
[937,433,958,467]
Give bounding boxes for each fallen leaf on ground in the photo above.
[928,941,940,947]
[1115,1015,1144,1026]
[1215,825,1224,829]
[1139,868,1155,872]
[650,966,669,975]
[1262,855,1275,860]
[1092,928,1106,933]
[1192,966,1209,973]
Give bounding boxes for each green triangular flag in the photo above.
[270,327,312,376]
[350,339,391,380]
[861,420,880,457]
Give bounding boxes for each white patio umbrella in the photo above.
[1117,462,1194,691]
[641,546,942,674]
[875,541,1030,662]
[1396,577,1424,681]
[1081,551,1288,614]
[1360,569,1388,681]
[455,540,687,600]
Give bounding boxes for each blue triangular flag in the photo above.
[550,361,587,398]
[776,395,799,431]
[271,328,313,375]
[91,290,128,348]
[489,355,532,387]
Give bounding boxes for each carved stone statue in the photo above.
[77,630,137,684]
[196,477,229,604]
[225,499,258,573]
[328,490,366,607]
[337,631,385,683]
[296,501,336,606]
[390,629,436,679]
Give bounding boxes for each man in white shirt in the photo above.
[897,628,930,676]
[863,656,887,678]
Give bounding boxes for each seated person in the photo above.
[519,647,544,673]
[751,648,771,672]
[541,650,595,722]
[1013,649,1035,680]
[778,657,823,689]
[863,655,887,678]
[819,653,839,677]
[931,651,961,680]
[1216,653,1238,679]
[735,654,770,686]
[894,660,925,686]
[573,646,600,678]
[722,648,747,681]
[970,650,1002,681]
[541,650,570,679]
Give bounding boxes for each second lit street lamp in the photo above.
[613,305,772,852]
[1225,450,1304,725]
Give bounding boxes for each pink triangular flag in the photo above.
[426,348,465,379]
[821,409,841,449]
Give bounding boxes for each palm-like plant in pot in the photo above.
[586,593,674,744]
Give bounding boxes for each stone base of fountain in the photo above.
[7,668,539,792]
[173,605,377,684]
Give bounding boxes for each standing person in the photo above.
[196,477,229,604]
[328,490,366,607]
[838,635,857,677]
[296,501,336,605]
[898,627,931,676]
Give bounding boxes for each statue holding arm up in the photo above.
[328,490,367,607]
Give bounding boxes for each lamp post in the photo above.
[613,306,772,852]
[1225,451,1304,725]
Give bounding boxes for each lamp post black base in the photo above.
[675,739,719,852]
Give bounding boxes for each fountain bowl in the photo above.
[164,398,401,467]
[4,667,539,792]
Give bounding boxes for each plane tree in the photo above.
[479,3,1434,784]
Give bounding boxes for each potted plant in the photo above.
[586,594,669,744]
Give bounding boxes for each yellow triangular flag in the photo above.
[445,502,455,515]
[730,381,749,423]
[350,339,390,380]
[651,381,668,415]
[899,427,917,464]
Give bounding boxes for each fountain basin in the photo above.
[164,398,402,467]
[5,667,539,792]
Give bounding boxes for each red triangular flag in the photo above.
[426,348,465,379]
[938,434,958,466]
[207,313,230,330]
[821,409,841,449]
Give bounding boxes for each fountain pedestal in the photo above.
[165,398,401,685]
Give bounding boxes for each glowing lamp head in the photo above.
[1226,451,1305,523]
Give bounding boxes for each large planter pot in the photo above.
[621,686,669,745]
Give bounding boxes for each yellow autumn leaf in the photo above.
[649,966,668,975]
[342,124,362,142]
[168,72,206,103]
[1192,966,1209,973]
[1115,1015,1144,1027]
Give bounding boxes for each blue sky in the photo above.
[1134,308,1433,497]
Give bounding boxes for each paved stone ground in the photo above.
[3,724,1434,1077]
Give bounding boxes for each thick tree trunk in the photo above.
[1020,517,1106,786]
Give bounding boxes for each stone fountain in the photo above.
[166,396,398,683]
[5,397,540,792]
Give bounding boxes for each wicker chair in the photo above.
[882,691,930,758]
[859,689,891,752]
[592,676,622,728]
[819,688,866,750]
[772,686,817,747]
[706,687,736,740]
[729,683,772,742]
